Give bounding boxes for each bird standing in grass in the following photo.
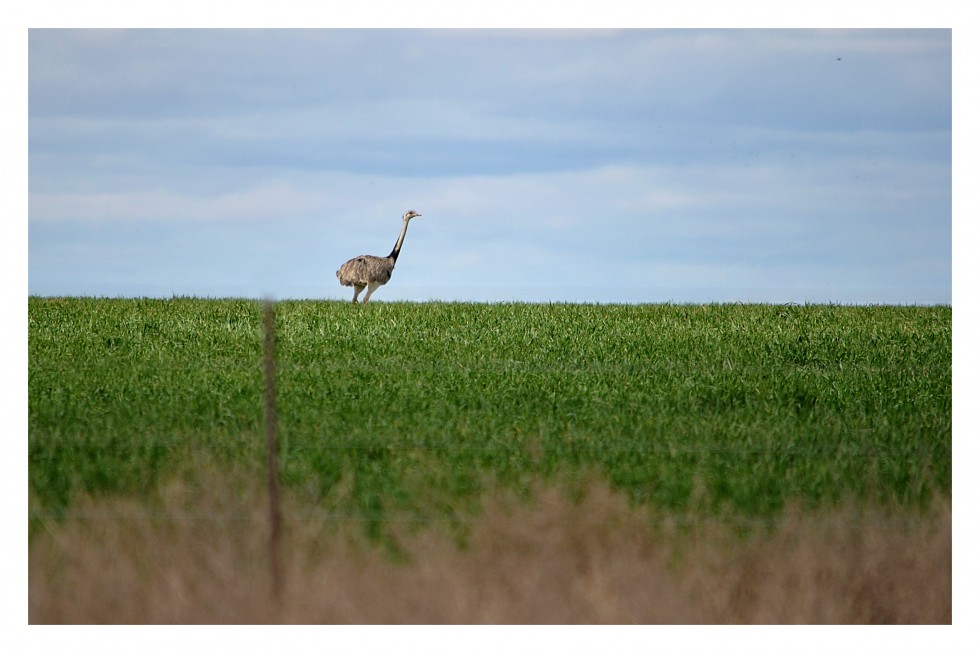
[336,210,422,304]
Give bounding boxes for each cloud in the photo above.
[27,29,951,303]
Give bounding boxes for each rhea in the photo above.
[336,210,422,304]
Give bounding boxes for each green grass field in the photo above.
[29,297,951,535]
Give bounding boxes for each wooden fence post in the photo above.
[262,299,284,604]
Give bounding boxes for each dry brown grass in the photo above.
[29,477,950,624]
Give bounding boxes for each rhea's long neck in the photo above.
[387,218,411,263]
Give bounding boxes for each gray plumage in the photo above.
[336,210,421,304]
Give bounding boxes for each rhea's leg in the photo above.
[352,285,365,303]
[362,281,382,304]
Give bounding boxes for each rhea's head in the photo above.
[403,210,422,221]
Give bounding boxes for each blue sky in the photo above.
[27,27,952,303]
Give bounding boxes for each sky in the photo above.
[27,27,952,304]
